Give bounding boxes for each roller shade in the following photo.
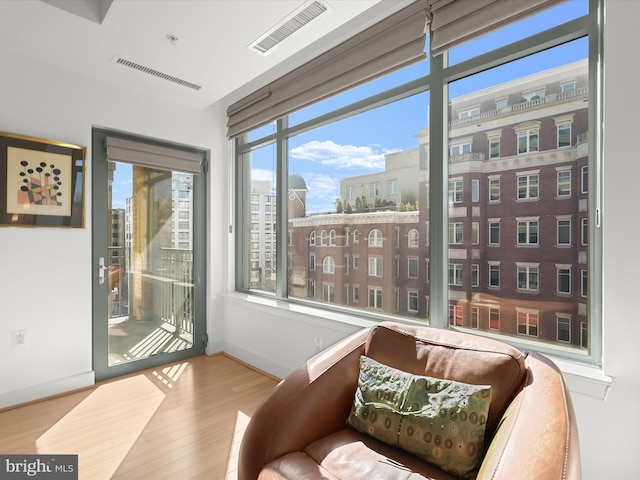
[227,0,428,138]
[106,136,204,174]
[428,0,565,55]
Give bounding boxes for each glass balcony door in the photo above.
[92,130,206,381]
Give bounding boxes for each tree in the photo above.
[336,200,343,213]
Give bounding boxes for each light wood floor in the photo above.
[0,354,278,480]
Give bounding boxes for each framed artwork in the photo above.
[0,132,86,228]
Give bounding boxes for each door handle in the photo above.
[98,256,106,285]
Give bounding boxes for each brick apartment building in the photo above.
[280,59,589,350]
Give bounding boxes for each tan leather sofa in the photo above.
[239,321,581,479]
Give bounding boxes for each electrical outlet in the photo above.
[313,336,323,351]
[11,329,28,349]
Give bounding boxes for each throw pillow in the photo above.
[347,355,491,479]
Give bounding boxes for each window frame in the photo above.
[234,1,604,367]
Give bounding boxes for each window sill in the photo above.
[548,355,612,400]
[226,292,613,400]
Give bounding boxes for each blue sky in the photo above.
[112,1,589,213]
[253,0,590,214]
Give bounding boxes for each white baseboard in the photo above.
[220,341,295,380]
[0,371,95,410]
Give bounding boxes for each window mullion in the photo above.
[276,117,289,299]
[429,51,449,329]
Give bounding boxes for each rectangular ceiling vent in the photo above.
[111,55,202,91]
[249,0,331,55]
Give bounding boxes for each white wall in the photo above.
[0,1,637,478]
[0,49,217,408]
[215,2,640,479]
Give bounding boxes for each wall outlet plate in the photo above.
[11,329,28,349]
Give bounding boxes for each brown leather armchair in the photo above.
[239,321,580,480]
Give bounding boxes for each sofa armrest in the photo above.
[238,327,370,480]
[478,351,581,480]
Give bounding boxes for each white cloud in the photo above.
[290,140,398,170]
[303,173,341,212]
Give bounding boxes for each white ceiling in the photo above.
[0,0,409,110]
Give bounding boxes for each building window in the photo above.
[449,179,463,203]
[558,121,572,147]
[346,186,354,199]
[517,310,539,337]
[320,230,328,246]
[517,264,539,292]
[517,220,539,245]
[517,173,539,199]
[353,230,360,243]
[517,128,539,153]
[309,253,315,271]
[329,229,336,246]
[489,136,500,158]
[450,142,471,156]
[408,290,419,312]
[408,257,419,279]
[489,308,500,330]
[394,256,400,277]
[558,219,571,246]
[471,264,479,287]
[448,222,463,244]
[370,182,379,197]
[309,231,316,245]
[353,285,360,303]
[557,316,571,343]
[408,229,419,247]
[458,107,480,119]
[489,177,500,202]
[369,257,383,277]
[368,288,383,309]
[489,263,500,288]
[471,179,479,202]
[471,307,479,328]
[581,270,588,297]
[368,229,383,247]
[449,304,463,326]
[353,255,359,269]
[448,264,463,286]
[557,170,571,197]
[581,166,588,194]
[308,280,315,299]
[489,221,500,245]
[388,179,397,195]
[323,284,335,303]
[323,256,335,274]
[557,266,571,294]
[561,80,576,92]
[471,222,479,245]
[581,218,588,246]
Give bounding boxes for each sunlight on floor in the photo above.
[36,375,165,480]
[226,411,252,480]
[152,361,189,389]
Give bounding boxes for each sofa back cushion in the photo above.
[364,322,527,436]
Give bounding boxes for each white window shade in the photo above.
[105,136,204,174]
[428,0,565,55]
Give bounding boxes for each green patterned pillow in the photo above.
[347,356,491,479]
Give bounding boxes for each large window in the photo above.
[235,1,602,365]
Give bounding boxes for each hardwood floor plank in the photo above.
[0,354,278,480]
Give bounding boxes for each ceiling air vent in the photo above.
[111,55,202,91]
[249,0,331,55]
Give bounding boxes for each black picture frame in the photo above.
[0,132,86,228]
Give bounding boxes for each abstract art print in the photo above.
[1,132,86,227]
